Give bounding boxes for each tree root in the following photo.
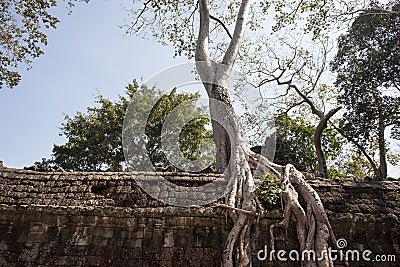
[220,146,341,267]
[222,144,257,267]
[271,164,336,267]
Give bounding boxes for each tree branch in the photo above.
[195,0,211,63]
[291,83,324,118]
[331,124,379,174]
[210,14,232,39]
[125,0,152,34]
[222,0,255,68]
[314,107,342,178]
[270,69,325,118]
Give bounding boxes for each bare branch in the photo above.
[283,100,307,114]
[209,14,233,39]
[195,0,211,63]
[125,0,152,35]
[222,0,255,68]
[291,83,324,118]
[331,124,379,173]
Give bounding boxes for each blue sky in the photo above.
[0,1,398,177]
[0,0,186,168]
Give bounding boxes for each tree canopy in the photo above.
[331,2,400,179]
[9,0,395,180]
[273,114,343,174]
[36,80,213,171]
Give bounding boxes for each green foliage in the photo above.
[331,2,400,178]
[38,80,213,171]
[274,115,316,172]
[274,115,343,173]
[127,0,352,61]
[332,2,400,141]
[271,0,336,38]
[143,87,214,169]
[387,152,400,167]
[327,168,346,180]
[256,172,282,208]
[337,149,375,179]
[0,0,89,89]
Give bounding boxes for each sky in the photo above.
[0,0,187,168]
[0,1,398,177]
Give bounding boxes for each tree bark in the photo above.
[246,150,341,267]
[377,121,387,180]
[195,1,338,266]
[314,122,328,178]
[209,85,233,173]
[275,79,341,179]
[196,0,255,173]
[314,107,341,178]
[374,92,388,181]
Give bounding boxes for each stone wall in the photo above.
[0,167,399,266]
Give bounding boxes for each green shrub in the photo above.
[328,168,346,180]
[256,172,283,209]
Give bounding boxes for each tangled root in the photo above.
[271,164,338,267]
[218,146,341,267]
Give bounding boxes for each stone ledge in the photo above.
[0,204,226,218]
[1,168,400,216]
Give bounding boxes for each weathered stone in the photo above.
[0,168,399,266]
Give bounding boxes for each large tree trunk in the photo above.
[207,94,338,267]
[195,1,338,266]
[373,94,388,181]
[246,149,341,267]
[209,85,232,173]
[314,108,341,178]
[314,118,330,179]
[377,121,387,180]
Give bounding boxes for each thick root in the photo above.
[222,145,258,267]
[220,147,340,267]
[245,148,340,267]
[270,164,337,267]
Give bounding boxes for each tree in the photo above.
[0,0,88,89]
[331,2,400,180]
[337,149,376,179]
[126,1,353,266]
[266,66,343,179]
[4,0,396,265]
[38,80,213,171]
[274,114,343,174]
